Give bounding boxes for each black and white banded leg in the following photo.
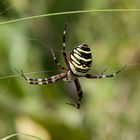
[85,65,127,79]
[16,69,67,85]
[65,78,83,109]
[74,78,83,109]
[62,15,70,67]
[51,48,67,70]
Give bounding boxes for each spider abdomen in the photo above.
[69,44,92,76]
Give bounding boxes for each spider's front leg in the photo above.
[50,16,70,70]
[85,65,127,79]
[51,48,67,70]
[62,15,70,67]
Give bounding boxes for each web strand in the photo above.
[0,70,61,80]
[0,63,139,80]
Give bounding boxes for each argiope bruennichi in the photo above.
[16,16,126,109]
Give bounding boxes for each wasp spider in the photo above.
[16,16,127,109]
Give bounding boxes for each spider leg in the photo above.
[100,68,107,75]
[74,78,83,109]
[15,69,67,85]
[66,78,83,109]
[50,48,67,70]
[15,68,27,80]
[85,65,127,79]
[62,15,70,67]
[65,98,78,108]
[84,65,127,79]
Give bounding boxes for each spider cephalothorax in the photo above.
[17,16,126,109]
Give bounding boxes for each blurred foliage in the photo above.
[0,0,140,140]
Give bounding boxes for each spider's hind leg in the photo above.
[65,78,83,109]
[65,97,81,109]
[65,98,79,109]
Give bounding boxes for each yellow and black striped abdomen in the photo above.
[69,44,92,76]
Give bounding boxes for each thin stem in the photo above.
[0,9,140,25]
[1,133,42,140]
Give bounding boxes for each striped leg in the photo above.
[51,48,67,70]
[66,78,83,109]
[74,78,83,109]
[62,16,70,67]
[16,69,67,85]
[85,65,127,79]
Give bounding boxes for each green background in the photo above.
[0,0,140,140]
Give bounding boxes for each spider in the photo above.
[16,16,127,109]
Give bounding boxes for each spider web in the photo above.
[0,1,67,80]
[0,2,139,80]
[0,32,138,80]
[0,35,67,80]
[0,3,140,140]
